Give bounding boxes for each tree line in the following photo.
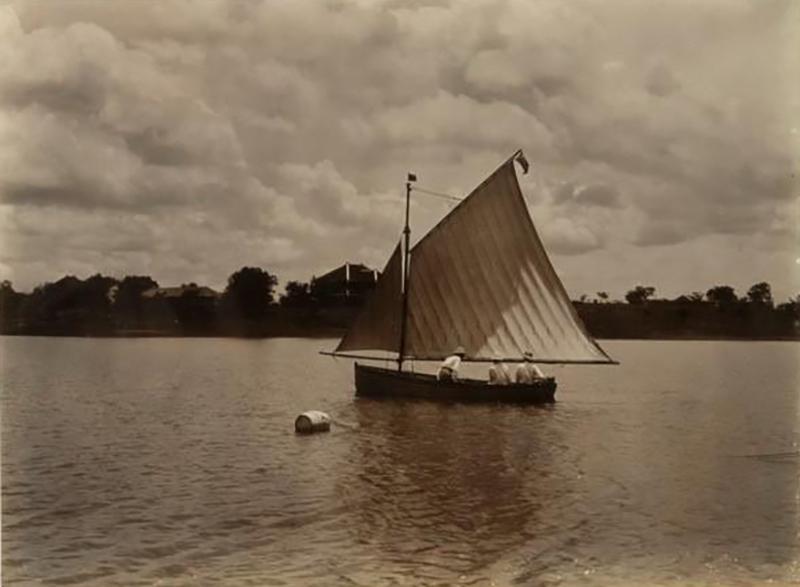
[0,267,274,336]
[576,282,799,340]
[0,266,376,336]
[581,281,792,309]
[0,268,798,338]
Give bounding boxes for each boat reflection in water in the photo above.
[336,398,569,583]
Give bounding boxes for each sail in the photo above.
[335,241,402,353]
[404,158,613,363]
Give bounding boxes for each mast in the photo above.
[397,173,415,371]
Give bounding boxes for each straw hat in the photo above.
[452,346,466,356]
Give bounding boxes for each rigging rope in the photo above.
[412,186,463,202]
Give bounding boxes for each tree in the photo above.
[596,291,609,303]
[172,285,217,332]
[223,267,278,320]
[625,285,655,305]
[113,275,159,329]
[689,291,704,302]
[777,295,800,316]
[0,280,18,310]
[746,282,773,306]
[114,275,158,308]
[23,274,118,333]
[706,285,738,305]
[81,274,119,313]
[0,280,24,332]
[281,281,313,308]
[674,291,704,303]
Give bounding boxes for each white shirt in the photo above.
[489,363,511,385]
[437,354,462,380]
[515,362,544,384]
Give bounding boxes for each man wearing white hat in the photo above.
[516,351,545,384]
[437,346,466,381]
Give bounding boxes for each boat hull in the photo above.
[354,363,556,404]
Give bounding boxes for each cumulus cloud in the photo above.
[554,183,623,208]
[645,62,681,97]
[540,217,604,255]
[0,0,797,299]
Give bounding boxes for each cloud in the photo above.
[634,220,689,247]
[645,62,681,97]
[554,182,623,208]
[0,0,797,300]
[540,217,604,255]
[376,91,553,153]
[0,15,247,214]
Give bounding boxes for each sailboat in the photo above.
[322,151,616,403]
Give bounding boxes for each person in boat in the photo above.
[516,351,545,384]
[488,356,512,385]
[437,346,466,381]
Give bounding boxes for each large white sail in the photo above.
[334,154,614,364]
[404,158,613,363]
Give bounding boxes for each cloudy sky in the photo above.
[0,0,798,301]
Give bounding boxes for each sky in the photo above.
[0,0,798,301]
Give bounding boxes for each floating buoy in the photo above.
[294,411,331,434]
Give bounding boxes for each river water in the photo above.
[1,336,798,586]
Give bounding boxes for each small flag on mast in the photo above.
[514,151,530,175]
[407,172,417,182]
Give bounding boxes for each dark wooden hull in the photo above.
[354,363,556,404]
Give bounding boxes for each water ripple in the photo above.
[2,337,798,585]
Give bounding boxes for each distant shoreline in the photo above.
[4,299,798,342]
[2,331,798,342]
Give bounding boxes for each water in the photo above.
[2,337,798,586]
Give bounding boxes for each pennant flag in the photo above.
[514,151,530,175]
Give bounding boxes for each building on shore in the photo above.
[311,262,379,307]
